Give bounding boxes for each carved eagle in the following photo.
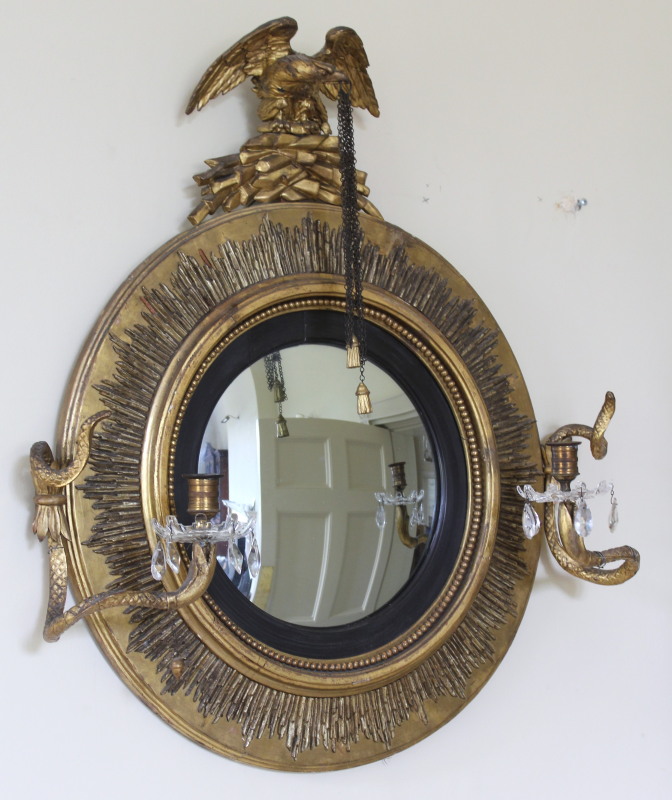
[186,17,379,134]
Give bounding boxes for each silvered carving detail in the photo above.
[81,214,536,757]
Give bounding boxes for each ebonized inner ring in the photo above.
[174,309,467,659]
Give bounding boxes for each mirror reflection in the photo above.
[198,344,437,627]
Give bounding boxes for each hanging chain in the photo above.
[276,356,285,397]
[264,351,289,435]
[263,352,278,391]
[338,86,367,380]
[263,352,287,402]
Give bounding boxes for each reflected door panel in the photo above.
[258,418,412,626]
[197,343,438,626]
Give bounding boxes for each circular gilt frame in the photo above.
[61,203,541,771]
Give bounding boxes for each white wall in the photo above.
[2,1,670,797]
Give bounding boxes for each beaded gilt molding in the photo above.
[64,203,541,770]
[167,298,487,674]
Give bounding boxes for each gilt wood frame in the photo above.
[60,202,541,770]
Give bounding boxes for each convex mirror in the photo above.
[196,343,439,627]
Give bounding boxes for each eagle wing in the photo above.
[186,17,298,114]
[315,27,379,117]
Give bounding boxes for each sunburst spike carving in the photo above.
[80,212,536,758]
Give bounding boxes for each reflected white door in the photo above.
[257,418,413,625]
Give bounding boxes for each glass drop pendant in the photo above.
[376,502,386,529]
[166,540,181,573]
[229,539,244,574]
[248,540,261,578]
[522,502,540,539]
[609,498,619,532]
[573,499,593,537]
[151,542,166,580]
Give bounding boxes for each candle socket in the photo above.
[547,441,581,490]
[183,474,221,518]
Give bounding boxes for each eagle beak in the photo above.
[324,69,349,84]
[313,60,348,85]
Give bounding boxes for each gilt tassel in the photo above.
[356,382,373,415]
[346,336,361,368]
[275,413,290,439]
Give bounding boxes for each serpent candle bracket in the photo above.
[517,391,640,585]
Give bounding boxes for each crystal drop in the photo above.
[165,540,181,573]
[151,542,166,580]
[219,539,229,561]
[410,506,419,527]
[248,541,261,578]
[573,499,593,537]
[165,515,181,534]
[609,498,619,532]
[229,539,244,574]
[417,502,425,525]
[522,503,540,539]
[376,503,386,529]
